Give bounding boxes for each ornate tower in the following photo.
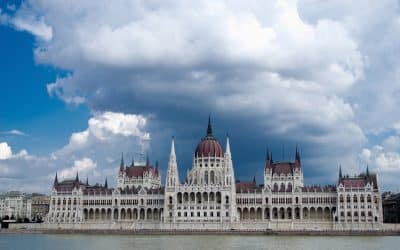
[166,137,179,188]
[224,135,237,221]
[164,137,180,222]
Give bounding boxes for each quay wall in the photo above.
[8,221,400,233]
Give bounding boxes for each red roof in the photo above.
[125,165,158,178]
[339,174,378,189]
[236,181,259,192]
[341,178,366,188]
[195,136,223,157]
[267,161,300,175]
[301,185,336,192]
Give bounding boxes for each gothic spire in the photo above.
[104,177,108,188]
[75,172,79,182]
[171,136,176,157]
[225,135,231,155]
[295,145,301,164]
[146,153,150,166]
[366,165,370,177]
[131,155,135,167]
[339,165,343,179]
[120,153,125,171]
[266,145,270,161]
[253,176,256,184]
[53,172,58,187]
[86,177,89,186]
[166,136,179,187]
[207,115,213,136]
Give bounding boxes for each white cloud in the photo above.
[57,111,149,156]
[0,142,12,160]
[360,146,400,173]
[0,129,28,136]
[2,0,400,189]
[359,143,400,190]
[0,142,29,160]
[0,111,150,192]
[11,15,53,41]
[59,157,97,179]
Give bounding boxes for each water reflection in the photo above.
[0,234,399,250]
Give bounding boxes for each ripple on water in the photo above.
[0,234,399,250]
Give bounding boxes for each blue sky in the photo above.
[1,0,400,193]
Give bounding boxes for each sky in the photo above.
[1,0,400,193]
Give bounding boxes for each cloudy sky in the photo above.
[1,0,400,193]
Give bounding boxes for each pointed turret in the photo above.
[104,177,108,188]
[366,165,370,177]
[166,136,179,187]
[339,165,343,180]
[295,145,301,168]
[265,146,272,169]
[253,176,256,184]
[225,135,231,156]
[131,156,135,167]
[86,177,89,186]
[53,172,58,187]
[75,172,79,182]
[155,160,159,176]
[207,115,213,136]
[146,154,150,166]
[119,153,125,172]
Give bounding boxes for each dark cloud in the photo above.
[1,0,400,191]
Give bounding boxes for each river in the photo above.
[0,234,399,250]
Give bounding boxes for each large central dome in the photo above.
[194,117,223,157]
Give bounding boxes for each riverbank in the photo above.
[2,228,400,236]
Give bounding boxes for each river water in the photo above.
[0,234,399,250]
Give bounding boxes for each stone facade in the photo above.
[382,192,400,223]
[0,191,32,221]
[46,119,383,230]
[31,194,50,222]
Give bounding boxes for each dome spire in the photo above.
[53,172,58,187]
[225,134,231,155]
[207,114,213,136]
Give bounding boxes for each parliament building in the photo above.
[46,118,383,231]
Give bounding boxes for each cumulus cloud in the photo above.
[54,111,150,157]
[0,142,12,160]
[0,111,150,193]
[359,144,400,190]
[0,142,29,160]
[59,157,97,179]
[11,15,53,41]
[2,0,400,189]
[0,5,53,41]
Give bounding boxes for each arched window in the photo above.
[273,183,279,192]
[210,171,215,184]
[280,183,285,192]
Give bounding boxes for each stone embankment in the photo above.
[2,223,400,236]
